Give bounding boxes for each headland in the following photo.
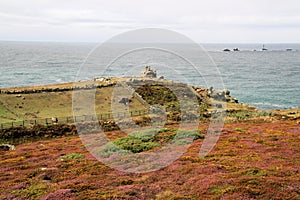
[0,67,299,199]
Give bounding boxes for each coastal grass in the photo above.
[1,82,293,126]
[0,86,147,123]
[0,91,73,119]
[0,83,208,125]
[0,102,21,123]
[226,110,274,121]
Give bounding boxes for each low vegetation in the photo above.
[0,121,299,199]
[226,110,274,121]
[0,85,146,124]
[98,128,205,158]
[1,81,299,199]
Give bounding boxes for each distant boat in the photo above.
[233,48,240,51]
[286,48,293,51]
[262,44,268,51]
[223,48,231,52]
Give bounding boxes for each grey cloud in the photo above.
[0,0,300,42]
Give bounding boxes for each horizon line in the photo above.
[1,39,300,44]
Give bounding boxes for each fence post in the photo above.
[22,120,25,127]
[45,118,48,126]
[66,117,69,123]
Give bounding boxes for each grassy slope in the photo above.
[0,121,299,199]
[0,102,21,123]
[0,80,281,125]
[0,86,146,123]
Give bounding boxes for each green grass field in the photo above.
[0,101,21,123]
[0,86,147,124]
[2,81,295,126]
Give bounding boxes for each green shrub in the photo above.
[57,153,85,161]
[98,142,130,158]
[12,180,50,199]
[113,136,160,153]
[99,128,203,157]
[170,130,204,145]
[129,128,160,141]
[209,184,236,195]
[174,130,204,140]
[194,133,205,140]
[233,127,245,132]
[243,168,267,177]
[228,110,274,121]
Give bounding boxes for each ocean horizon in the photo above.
[0,41,299,110]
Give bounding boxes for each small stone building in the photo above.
[140,66,157,78]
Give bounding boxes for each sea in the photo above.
[0,41,299,110]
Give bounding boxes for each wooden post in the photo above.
[22,120,25,127]
[12,122,13,127]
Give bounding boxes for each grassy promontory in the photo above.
[2,77,295,125]
[0,78,299,199]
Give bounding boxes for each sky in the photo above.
[0,0,300,43]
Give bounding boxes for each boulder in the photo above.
[0,144,15,151]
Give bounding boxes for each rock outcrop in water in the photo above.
[209,88,238,103]
[193,86,238,103]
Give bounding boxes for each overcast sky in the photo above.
[0,0,299,43]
